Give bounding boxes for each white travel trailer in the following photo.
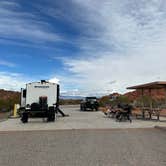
[20,80,60,123]
[21,80,59,108]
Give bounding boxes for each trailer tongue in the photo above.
[20,80,68,123]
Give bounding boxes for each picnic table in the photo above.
[127,81,166,121]
[140,107,161,121]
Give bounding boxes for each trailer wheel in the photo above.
[80,105,84,111]
[47,107,55,122]
[83,106,86,111]
[47,114,51,122]
[50,112,55,121]
[47,113,55,122]
[52,113,55,121]
[21,112,28,123]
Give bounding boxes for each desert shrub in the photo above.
[59,99,82,105]
[110,95,131,107]
[0,96,20,112]
[99,95,130,107]
[99,96,110,106]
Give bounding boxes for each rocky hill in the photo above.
[124,88,166,101]
[0,89,20,110]
[0,89,20,100]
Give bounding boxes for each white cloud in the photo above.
[0,72,30,91]
[49,77,60,84]
[0,60,16,67]
[0,0,61,45]
[61,0,166,95]
[1,0,166,96]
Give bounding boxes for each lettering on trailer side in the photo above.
[34,86,49,88]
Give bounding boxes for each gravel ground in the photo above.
[0,105,166,131]
[0,128,166,166]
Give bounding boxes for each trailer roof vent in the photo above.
[41,80,46,83]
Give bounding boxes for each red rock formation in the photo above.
[0,89,20,100]
[124,88,166,101]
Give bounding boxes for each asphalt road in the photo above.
[0,128,166,166]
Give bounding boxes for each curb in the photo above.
[9,116,20,119]
[0,119,8,123]
[154,126,166,131]
[0,127,156,133]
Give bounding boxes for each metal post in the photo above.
[149,88,152,119]
[141,88,145,119]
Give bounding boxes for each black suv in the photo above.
[80,97,99,111]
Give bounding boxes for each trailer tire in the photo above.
[21,112,28,123]
[47,107,55,122]
[80,105,84,111]
[51,113,55,121]
[47,113,55,122]
[83,106,86,111]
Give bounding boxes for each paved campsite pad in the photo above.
[0,105,166,131]
[0,128,166,166]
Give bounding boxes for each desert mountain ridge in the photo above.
[0,89,20,100]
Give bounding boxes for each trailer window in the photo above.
[23,89,26,98]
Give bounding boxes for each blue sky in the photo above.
[0,0,166,96]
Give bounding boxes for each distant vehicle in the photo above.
[80,97,99,111]
[19,80,62,123]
